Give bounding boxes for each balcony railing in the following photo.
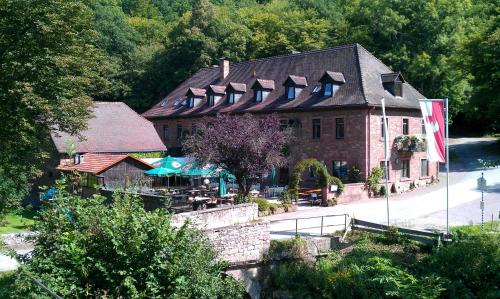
[393,134,426,153]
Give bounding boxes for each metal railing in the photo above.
[269,214,350,238]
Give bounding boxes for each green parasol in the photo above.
[218,175,227,197]
[270,167,277,186]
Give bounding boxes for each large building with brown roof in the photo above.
[143,44,437,190]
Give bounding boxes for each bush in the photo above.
[347,165,362,183]
[365,166,383,196]
[234,194,252,204]
[11,178,244,298]
[379,185,386,196]
[254,198,270,212]
[279,189,296,204]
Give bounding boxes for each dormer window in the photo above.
[319,71,345,97]
[255,90,263,102]
[284,75,307,101]
[287,86,295,100]
[381,72,405,97]
[207,85,225,106]
[185,87,206,108]
[226,82,246,105]
[252,79,274,103]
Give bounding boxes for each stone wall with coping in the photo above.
[206,221,270,265]
[170,203,258,230]
[336,183,369,203]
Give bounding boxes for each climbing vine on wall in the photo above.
[288,158,344,195]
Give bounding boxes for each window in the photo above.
[335,118,345,139]
[162,125,168,141]
[312,118,321,139]
[421,119,426,134]
[333,160,347,179]
[287,86,295,100]
[255,89,263,102]
[176,124,182,140]
[208,95,215,106]
[401,159,410,178]
[421,159,428,177]
[394,81,403,97]
[312,84,321,93]
[228,92,235,104]
[381,117,389,137]
[380,161,389,180]
[280,119,288,131]
[187,97,194,108]
[402,118,409,135]
[324,83,333,96]
[308,167,315,178]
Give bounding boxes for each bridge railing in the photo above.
[269,214,350,238]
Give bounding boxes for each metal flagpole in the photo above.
[445,97,449,235]
[381,98,390,227]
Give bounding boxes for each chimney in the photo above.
[219,57,229,80]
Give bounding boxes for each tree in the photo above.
[11,177,244,298]
[183,113,288,196]
[0,0,104,217]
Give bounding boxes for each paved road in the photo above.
[267,138,500,239]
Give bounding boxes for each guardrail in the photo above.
[269,214,350,238]
[351,218,449,245]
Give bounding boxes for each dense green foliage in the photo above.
[0,0,105,216]
[10,178,244,298]
[261,229,499,298]
[80,0,499,133]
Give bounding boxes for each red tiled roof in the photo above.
[57,153,153,174]
[51,102,167,154]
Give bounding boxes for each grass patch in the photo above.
[0,209,36,234]
[451,220,499,234]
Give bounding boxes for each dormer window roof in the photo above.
[207,85,226,95]
[381,72,405,84]
[186,87,206,97]
[319,71,346,84]
[381,72,405,97]
[227,82,247,93]
[252,79,275,90]
[284,75,308,87]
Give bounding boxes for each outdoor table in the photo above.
[250,190,260,196]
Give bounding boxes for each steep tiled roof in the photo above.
[322,71,346,84]
[381,72,405,83]
[51,102,167,154]
[142,44,425,119]
[57,153,153,174]
[286,75,308,86]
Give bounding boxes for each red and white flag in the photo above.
[419,100,445,162]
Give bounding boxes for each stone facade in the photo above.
[206,221,270,264]
[171,203,258,230]
[152,106,437,186]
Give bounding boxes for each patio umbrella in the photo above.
[270,167,277,186]
[218,175,227,197]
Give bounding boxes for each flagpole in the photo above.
[381,98,390,227]
[445,97,449,235]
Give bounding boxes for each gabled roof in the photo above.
[381,72,405,83]
[253,79,275,90]
[57,153,153,174]
[227,82,247,93]
[52,102,167,154]
[208,85,226,94]
[142,44,425,119]
[186,87,206,97]
[285,75,308,86]
[320,71,346,84]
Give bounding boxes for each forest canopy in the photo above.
[89,0,499,132]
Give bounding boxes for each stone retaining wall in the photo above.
[206,221,270,264]
[336,183,369,203]
[171,203,258,230]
